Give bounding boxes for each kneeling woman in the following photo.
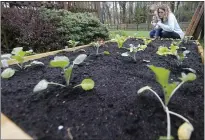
[152,4,184,39]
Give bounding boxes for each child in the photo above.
[149,4,162,39]
[151,15,162,38]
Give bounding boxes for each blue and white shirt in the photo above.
[157,13,185,39]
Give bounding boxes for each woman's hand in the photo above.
[157,21,162,26]
[151,21,157,27]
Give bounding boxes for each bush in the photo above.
[1,7,109,53]
[1,8,57,53]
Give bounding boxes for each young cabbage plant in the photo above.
[50,54,87,86]
[91,41,110,56]
[33,78,95,93]
[112,34,127,48]
[67,40,79,48]
[11,47,44,69]
[157,44,190,66]
[33,54,89,93]
[172,40,182,46]
[121,44,147,61]
[137,65,196,140]
[1,48,44,79]
[142,38,152,45]
[183,36,193,44]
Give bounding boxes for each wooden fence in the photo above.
[107,22,189,31]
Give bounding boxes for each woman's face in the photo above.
[158,8,165,18]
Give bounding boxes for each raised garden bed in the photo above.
[1,38,204,140]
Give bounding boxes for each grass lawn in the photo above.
[199,39,204,48]
[109,30,149,38]
[109,30,204,48]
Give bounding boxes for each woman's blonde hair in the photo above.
[157,4,172,22]
[148,4,159,15]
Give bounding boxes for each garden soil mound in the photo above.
[2,38,204,140]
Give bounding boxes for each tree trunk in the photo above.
[129,2,133,24]
[113,1,115,25]
[115,2,119,25]
[170,1,175,12]
[105,2,111,25]
[119,2,127,24]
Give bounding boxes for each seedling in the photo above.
[1,47,44,79]
[33,54,95,92]
[67,40,79,48]
[142,38,152,45]
[11,47,44,69]
[112,34,127,48]
[183,36,193,44]
[121,44,147,61]
[138,65,196,140]
[33,78,95,93]
[172,40,182,46]
[157,44,190,66]
[91,41,110,55]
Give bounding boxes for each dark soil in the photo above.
[1,38,204,140]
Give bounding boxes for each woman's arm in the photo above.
[157,13,175,31]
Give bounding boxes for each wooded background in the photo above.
[1,1,200,31]
[98,1,199,30]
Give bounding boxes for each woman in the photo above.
[150,4,184,39]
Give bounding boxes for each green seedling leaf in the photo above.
[183,50,190,56]
[1,59,9,68]
[170,44,179,54]
[179,73,196,82]
[33,79,49,93]
[18,51,26,57]
[68,40,79,47]
[12,55,24,63]
[1,54,12,60]
[159,136,174,140]
[91,42,100,48]
[114,35,127,48]
[148,65,170,88]
[178,122,194,140]
[137,86,151,94]
[1,68,15,79]
[24,61,44,68]
[73,54,87,65]
[80,78,95,91]
[157,46,170,56]
[64,66,73,86]
[182,68,196,73]
[178,53,185,61]
[118,40,125,48]
[130,45,134,52]
[138,45,147,51]
[25,49,34,56]
[121,52,130,57]
[50,56,70,69]
[164,82,178,105]
[103,51,110,55]
[143,59,150,63]
[143,38,152,45]
[11,47,23,55]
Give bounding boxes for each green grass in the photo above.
[109,30,149,38]
[199,39,204,48]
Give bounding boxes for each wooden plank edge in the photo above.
[197,41,204,64]
[7,44,91,65]
[1,113,33,139]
